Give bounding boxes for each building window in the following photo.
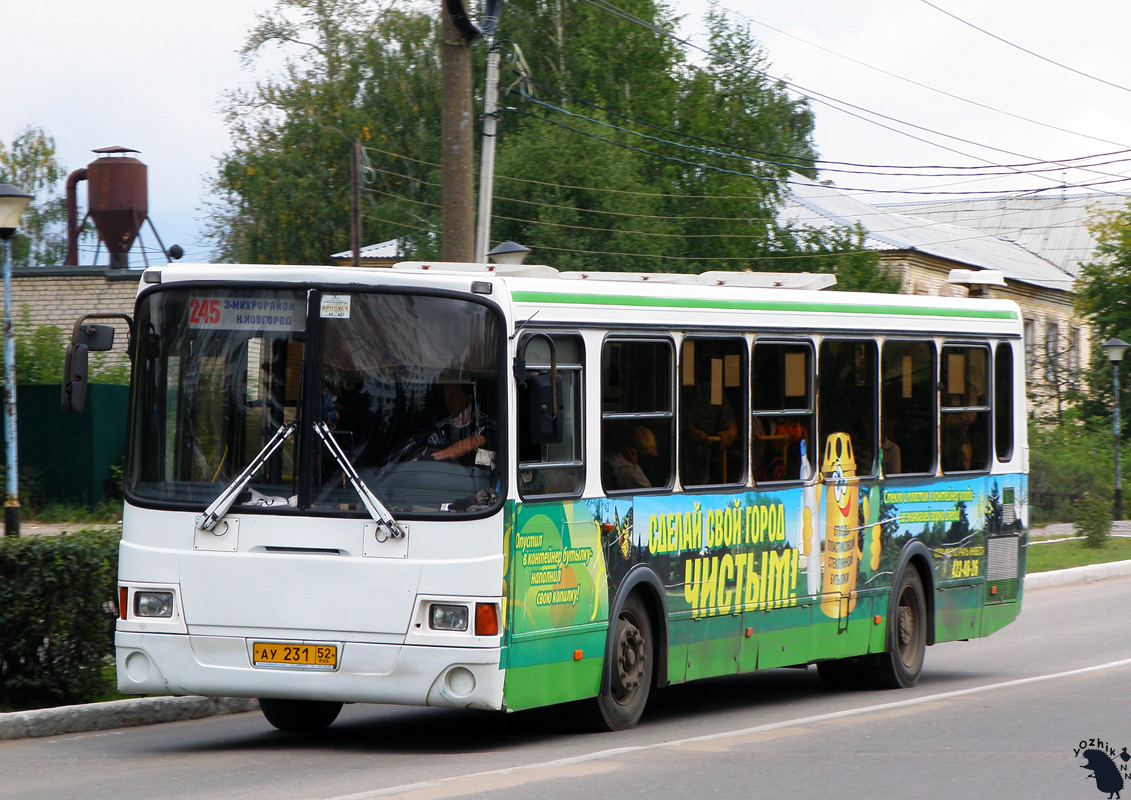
[1045,322,1059,383]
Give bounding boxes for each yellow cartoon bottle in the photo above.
[820,433,864,618]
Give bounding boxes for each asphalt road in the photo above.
[2,577,1129,800]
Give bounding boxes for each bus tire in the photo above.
[258,698,343,731]
[593,593,653,731]
[868,567,927,689]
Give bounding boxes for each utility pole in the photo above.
[474,45,501,263]
[440,3,475,263]
[351,136,361,267]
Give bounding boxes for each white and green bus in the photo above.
[71,260,1027,731]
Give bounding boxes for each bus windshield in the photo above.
[127,287,504,517]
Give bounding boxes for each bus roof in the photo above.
[144,261,1022,338]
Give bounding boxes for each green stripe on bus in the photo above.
[510,291,1019,320]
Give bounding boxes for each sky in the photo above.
[6,0,1131,266]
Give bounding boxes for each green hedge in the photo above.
[1028,417,1114,525]
[0,530,119,710]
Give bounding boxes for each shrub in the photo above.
[0,529,120,710]
[1028,415,1114,525]
[1075,491,1113,548]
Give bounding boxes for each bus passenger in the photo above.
[605,424,657,490]
[881,417,902,474]
[680,379,738,485]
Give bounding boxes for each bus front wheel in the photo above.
[593,594,654,731]
[258,698,343,731]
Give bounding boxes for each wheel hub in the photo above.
[898,605,914,648]
[613,621,645,700]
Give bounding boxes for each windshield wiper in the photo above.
[313,421,405,539]
[196,422,297,532]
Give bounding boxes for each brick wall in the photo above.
[10,269,141,377]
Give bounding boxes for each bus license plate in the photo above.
[252,642,338,670]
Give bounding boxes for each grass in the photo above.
[25,501,121,525]
[1026,536,1131,573]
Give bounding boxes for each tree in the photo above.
[208,0,444,264]
[1075,203,1131,423]
[0,126,67,267]
[207,0,898,291]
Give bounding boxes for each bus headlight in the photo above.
[429,604,469,631]
[134,591,174,618]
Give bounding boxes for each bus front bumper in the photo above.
[116,632,506,711]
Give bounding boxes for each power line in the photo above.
[714,2,1131,150]
[918,0,1131,95]
[519,73,1131,174]
[361,146,1128,243]
[519,89,1131,180]
[579,0,1131,195]
[513,106,1131,197]
[361,172,1096,270]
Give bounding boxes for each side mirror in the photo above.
[526,372,564,444]
[73,323,116,352]
[60,316,131,414]
[61,342,89,414]
[515,333,564,445]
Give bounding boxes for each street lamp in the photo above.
[1101,337,1130,521]
[486,241,531,266]
[0,184,32,537]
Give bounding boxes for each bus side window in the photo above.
[881,340,936,476]
[602,339,674,493]
[995,342,1015,461]
[518,334,584,498]
[818,340,878,478]
[679,337,746,488]
[751,341,814,483]
[941,345,991,473]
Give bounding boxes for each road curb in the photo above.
[1024,558,1131,588]
[3,560,1129,742]
[0,696,258,741]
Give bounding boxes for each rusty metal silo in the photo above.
[85,146,147,269]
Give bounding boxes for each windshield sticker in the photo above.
[320,294,351,319]
[188,297,303,331]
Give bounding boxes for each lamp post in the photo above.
[0,183,32,537]
[1102,337,1130,521]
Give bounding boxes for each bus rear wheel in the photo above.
[593,594,653,731]
[868,568,927,689]
[258,698,343,731]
